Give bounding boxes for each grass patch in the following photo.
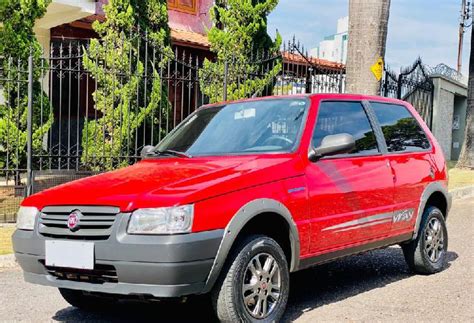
[0,186,23,223]
[0,226,15,255]
[446,161,473,190]
[449,167,474,190]
[447,161,457,170]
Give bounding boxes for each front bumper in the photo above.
[13,213,224,298]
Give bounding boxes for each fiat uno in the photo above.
[13,94,451,322]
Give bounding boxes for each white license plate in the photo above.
[45,240,94,270]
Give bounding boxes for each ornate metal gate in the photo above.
[381,58,434,128]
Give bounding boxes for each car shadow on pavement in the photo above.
[52,295,218,323]
[282,247,458,322]
[51,247,458,322]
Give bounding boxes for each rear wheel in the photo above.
[59,288,116,311]
[211,235,290,322]
[402,206,448,274]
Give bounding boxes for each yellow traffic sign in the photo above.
[371,57,384,81]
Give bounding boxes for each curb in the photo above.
[0,254,17,269]
[0,223,16,228]
[450,185,474,201]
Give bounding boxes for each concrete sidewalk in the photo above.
[450,185,474,200]
[0,254,16,269]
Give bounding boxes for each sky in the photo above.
[268,0,472,76]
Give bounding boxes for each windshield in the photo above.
[155,98,308,156]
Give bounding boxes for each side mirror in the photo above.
[309,133,356,161]
[140,145,155,158]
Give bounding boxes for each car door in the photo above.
[370,102,434,235]
[306,100,395,254]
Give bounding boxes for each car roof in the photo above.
[201,93,408,109]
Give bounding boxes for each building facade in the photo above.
[24,0,345,162]
[311,16,348,64]
[34,0,213,57]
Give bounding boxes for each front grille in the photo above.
[40,261,118,284]
[38,206,120,240]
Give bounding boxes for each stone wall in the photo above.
[431,75,468,160]
[432,87,455,158]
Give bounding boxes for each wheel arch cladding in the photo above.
[414,181,451,240]
[202,198,300,293]
[426,192,448,217]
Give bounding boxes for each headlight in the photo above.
[127,205,194,234]
[16,206,39,231]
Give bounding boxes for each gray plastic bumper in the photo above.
[13,220,224,298]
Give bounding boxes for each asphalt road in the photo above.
[1,198,473,322]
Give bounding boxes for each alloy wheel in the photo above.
[424,217,445,262]
[242,253,282,319]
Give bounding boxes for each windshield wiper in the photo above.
[294,108,305,121]
[155,149,192,158]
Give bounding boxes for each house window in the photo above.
[168,0,198,14]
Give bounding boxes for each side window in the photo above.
[371,102,431,152]
[312,101,379,155]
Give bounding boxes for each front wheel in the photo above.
[212,235,290,322]
[402,206,448,274]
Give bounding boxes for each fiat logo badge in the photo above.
[67,210,81,231]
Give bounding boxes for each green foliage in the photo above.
[0,0,49,67]
[200,0,282,103]
[0,0,53,170]
[81,0,171,170]
[0,114,27,169]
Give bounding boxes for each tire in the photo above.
[402,206,448,274]
[59,288,116,311]
[211,235,290,323]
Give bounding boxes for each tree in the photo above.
[81,0,171,170]
[0,0,53,170]
[346,0,391,95]
[456,25,473,169]
[200,0,282,103]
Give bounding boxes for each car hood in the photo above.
[23,155,303,212]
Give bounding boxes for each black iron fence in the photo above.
[0,35,345,221]
[1,36,453,224]
[0,56,30,222]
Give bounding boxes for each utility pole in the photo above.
[457,0,472,72]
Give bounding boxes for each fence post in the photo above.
[223,60,228,101]
[26,52,34,196]
[396,75,403,99]
[339,67,344,93]
[305,67,313,94]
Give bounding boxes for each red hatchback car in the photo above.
[13,94,450,322]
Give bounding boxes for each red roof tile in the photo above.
[77,16,210,49]
[170,29,210,49]
[282,51,345,70]
[66,15,344,71]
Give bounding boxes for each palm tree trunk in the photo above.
[456,26,474,169]
[346,0,391,95]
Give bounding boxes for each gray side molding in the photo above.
[413,181,451,239]
[202,198,300,293]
